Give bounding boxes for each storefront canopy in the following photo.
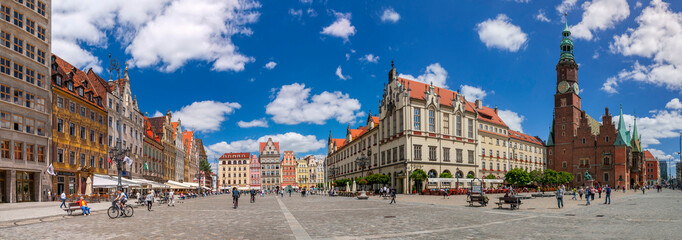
[92,174,119,188]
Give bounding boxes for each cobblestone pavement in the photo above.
[1,190,681,239]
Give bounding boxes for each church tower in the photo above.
[553,18,582,144]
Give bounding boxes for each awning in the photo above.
[166,180,193,189]
[249,186,261,190]
[132,178,169,188]
[93,174,119,188]
[237,187,249,191]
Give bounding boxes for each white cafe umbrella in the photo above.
[346,182,350,192]
[85,176,93,196]
[352,180,357,193]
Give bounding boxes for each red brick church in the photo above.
[546,23,645,189]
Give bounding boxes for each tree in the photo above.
[558,171,574,185]
[541,169,559,186]
[199,159,212,174]
[466,173,475,179]
[410,169,428,192]
[317,183,324,188]
[439,172,454,178]
[504,168,531,187]
[484,174,497,179]
[529,169,543,185]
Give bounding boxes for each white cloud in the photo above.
[476,14,528,52]
[570,0,629,40]
[152,111,163,117]
[646,148,674,160]
[166,101,241,133]
[265,83,363,125]
[289,8,303,17]
[345,53,351,60]
[613,102,682,147]
[536,9,551,22]
[635,1,643,9]
[601,76,619,94]
[359,54,380,63]
[398,63,449,88]
[307,8,317,17]
[299,0,313,4]
[237,118,269,128]
[207,132,326,156]
[665,98,682,110]
[381,8,400,23]
[321,12,356,41]
[52,0,260,73]
[335,66,350,80]
[607,0,682,93]
[498,110,525,133]
[556,0,578,14]
[514,0,531,3]
[460,85,487,101]
[264,61,277,70]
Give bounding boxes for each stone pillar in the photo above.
[9,170,16,203]
[35,171,43,202]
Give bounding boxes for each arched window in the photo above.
[603,156,611,166]
[456,114,462,136]
[456,171,463,178]
[428,169,437,178]
[467,171,474,178]
[428,109,436,132]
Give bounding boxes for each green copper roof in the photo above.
[614,105,631,147]
[560,18,574,61]
[630,116,642,152]
[547,119,555,146]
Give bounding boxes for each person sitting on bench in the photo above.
[78,197,90,216]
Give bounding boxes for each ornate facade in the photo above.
[148,112,176,181]
[141,116,164,182]
[281,151,297,189]
[249,154,260,190]
[546,23,643,189]
[171,121,184,181]
[259,138,280,191]
[218,153,250,190]
[50,55,108,197]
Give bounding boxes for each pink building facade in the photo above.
[249,154,261,190]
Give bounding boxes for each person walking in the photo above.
[642,186,645,194]
[578,187,583,200]
[604,185,611,204]
[571,188,577,200]
[389,189,396,204]
[598,186,602,198]
[590,187,595,200]
[78,197,90,216]
[556,187,564,208]
[59,192,67,208]
[168,190,175,207]
[146,191,154,211]
[585,187,591,206]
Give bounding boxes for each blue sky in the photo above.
[53,0,682,177]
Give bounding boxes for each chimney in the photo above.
[494,106,498,114]
[475,100,482,109]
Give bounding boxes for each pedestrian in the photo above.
[389,189,396,204]
[585,187,591,206]
[288,189,292,197]
[642,186,645,195]
[604,185,611,204]
[78,197,90,216]
[591,187,595,200]
[168,190,175,207]
[59,192,67,208]
[556,187,564,208]
[280,190,284,198]
[571,188,577,200]
[146,191,154,211]
[47,190,52,201]
[578,187,583,200]
[598,186,602,198]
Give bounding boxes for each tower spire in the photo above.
[560,13,574,61]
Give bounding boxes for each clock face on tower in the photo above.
[558,81,569,93]
[572,83,579,95]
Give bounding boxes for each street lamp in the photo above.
[355,153,370,190]
[107,55,131,192]
[195,171,203,194]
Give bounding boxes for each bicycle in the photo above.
[233,197,239,209]
[107,201,134,218]
[250,194,255,203]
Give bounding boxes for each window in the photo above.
[90,156,95,167]
[0,111,9,129]
[26,144,34,161]
[1,5,9,21]
[12,113,23,131]
[25,18,34,34]
[605,136,609,143]
[428,146,436,161]
[69,123,75,135]
[13,62,23,79]
[37,145,44,162]
[414,145,422,160]
[455,114,462,136]
[36,120,44,135]
[604,173,609,182]
[456,149,463,163]
[37,25,45,41]
[414,108,421,130]
[603,156,611,166]
[80,126,85,139]
[80,153,85,166]
[443,113,449,135]
[0,57,8,75]
[443,147,450,162]
[14,141,23,160]
[69,102,75,112]
[481,148,485,156]
[37,49,44,64]
[562,161,567,168]
[12,36,22,54]
[24,117,33,133]
[482,161,486,169]
[37,1,45,16]
[35,97,44,112]
[25,67,35,84]
[0,140,9,158]
[56,119,63,132]
[80,107,85,116]
[26,0,35,10]
[13,11,22,27]
[89,130,95,142]
[1,30,9,48]
[582,138,586,144]
[0,84,9,101]
[428,109,435,132]
[468,119,474,138]
[24,92,34,108]
[399,145,405,160]
[12,89,22,105]
[25,43,35,60]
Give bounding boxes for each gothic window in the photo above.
[428,109,435,132]
[456,113,462,136]
[603,156,611,166]
[413,108,421,130]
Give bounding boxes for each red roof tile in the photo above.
[51,55,107,111]
[183,131,193,149]
[331,138,347,148]
[643,150,655,160]
[398,77,475,112]
[508,130,544,146]
[476,106,508,128]
[259,141,280,154]
[371,116,380,125]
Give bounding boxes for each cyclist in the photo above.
[250,189,256,203]
[113,189,127,214]
[232,187,240,208]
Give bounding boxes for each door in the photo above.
[15,171,34,202]
[0,171,5,203]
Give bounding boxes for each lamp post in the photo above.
[107,55,131,192]
[355,153,370,189]
[195,171,202,194]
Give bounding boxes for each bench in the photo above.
[63,202,83,216]
[467,195,488,207]
[495,197,523,210]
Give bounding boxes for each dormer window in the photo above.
[82,81,88,88]
[77,87,83,96]
[67,81,73,91]
[55,75,62,86]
